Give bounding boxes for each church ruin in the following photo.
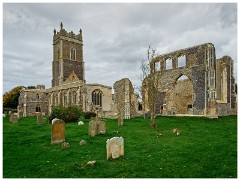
[142,43,237,118]
[17,23,237,119]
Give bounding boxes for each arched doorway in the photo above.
[173,75,193,114]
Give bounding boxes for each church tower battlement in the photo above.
[52,22,85,87]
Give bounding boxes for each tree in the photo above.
[140,45,159,128]
[3,86,24,109]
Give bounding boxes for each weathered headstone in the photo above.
[3,114,6,117]
[36,112,43,125]
[88,117,106,137]
[106,137,124,160]
[173,128,180,136]
[118,116,123,126]
[88,119,98,137]
[51,118,65,144]
[78,121,84,126]
[98,121,106,134]
[61,142,70,149]
[79,140,86,146]
[18,111,23,118]
[9,114,18,123]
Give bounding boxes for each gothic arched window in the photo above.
[92,89,102,107]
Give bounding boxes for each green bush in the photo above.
[83,112,96,119]
[48,105,82,123]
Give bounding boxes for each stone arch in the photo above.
[173,74,194,114]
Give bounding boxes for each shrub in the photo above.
[83,112,96,119]
[48,105,82,123]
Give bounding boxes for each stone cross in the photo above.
[106,137,124,160]
[51,118,65,144]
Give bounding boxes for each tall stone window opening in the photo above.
[92,89,102,107]
[36,105,41,112]
[177,54,186,67]
[70,48,76,60]
[166,58,172,70]
[221,66,227,102]
[36,94,40,100]
[155,61,160,72]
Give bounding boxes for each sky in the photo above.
[2,3,238,94]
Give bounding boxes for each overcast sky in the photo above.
[3,3,238,94]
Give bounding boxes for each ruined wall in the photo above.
[143,43,217,116]
[216,56,237,114]
[114,78,137,119]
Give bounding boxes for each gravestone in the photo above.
[88,119,98,137]
[106,137,124,160]
[18,111,23,118]
[88,117,106,137]
[61,142,70,149]
[51,119,65,144]
[79,140,86,146]
[118,116,123,126]
[3,114,6,117]
[36,112,43,125]
[9,114,18,123]
[78,121,84,126]
[9,114,14,122]
[173,128,180,136]
[98,121,106,134]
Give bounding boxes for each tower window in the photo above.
[92,89,102,106]
[70,48,76,60]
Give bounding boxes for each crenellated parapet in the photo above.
[53,22,82,42]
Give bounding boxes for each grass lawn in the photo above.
[3,115,237,178]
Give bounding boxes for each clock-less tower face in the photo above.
[52,23,85,87]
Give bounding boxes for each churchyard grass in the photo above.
[3,115,237,178]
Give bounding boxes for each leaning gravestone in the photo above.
[36,112,43,125]
[106,137,124,160]
[51,118,65,144]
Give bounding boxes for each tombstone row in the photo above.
[51,117,123,160]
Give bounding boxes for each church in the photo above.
[18,23,237,119]
[17,23,139,119]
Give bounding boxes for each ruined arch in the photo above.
[172,74,193,114]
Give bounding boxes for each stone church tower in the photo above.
[52,22,85,87]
